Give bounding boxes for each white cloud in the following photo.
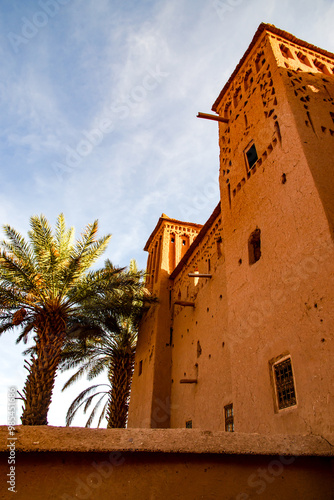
[0,0,333,426]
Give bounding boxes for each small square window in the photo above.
[273,357,297,410]
[224,404,234,432]
[186,419,192,428]
[245,143,258,170]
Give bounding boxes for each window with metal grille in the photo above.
[274,358,296,409]
[224,404,234,432]
[185,419,192,428]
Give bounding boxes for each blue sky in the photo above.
[0,0,333,427]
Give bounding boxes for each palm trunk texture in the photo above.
[21,312,66,425]
[107,352,135,428]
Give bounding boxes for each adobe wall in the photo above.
[168,208,231,429]
[128,25,334,436]
[128,219,201,428]
[0,426,333,500]
[211,30,334,435]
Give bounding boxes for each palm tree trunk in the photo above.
[106,352,135,428]
[21,312,66,425]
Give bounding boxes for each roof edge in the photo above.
[144,215,203,252]
[212,23,334,112]
[170,202,221,280]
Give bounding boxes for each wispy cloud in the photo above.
[0,0,333,427]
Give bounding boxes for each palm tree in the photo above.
[61,319,137,428]
[60,260,153,428]
[0,213,113,425]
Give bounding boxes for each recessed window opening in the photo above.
[248,228,261,265]
[244,69,253,90]
[273,357,296,410]
[186,419,192,429]
[314,59,330,75]
[169,327,173,345]
[296,51,312,67]
[280,44,293,59]
[255,51,264,72]
[138,360,143,376]
[224,102,231,119]
[216,237,222,257]
[224,404,234,432]
[245,143,258,170]
[233,87,242,108]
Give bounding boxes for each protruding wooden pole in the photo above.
[197,112,229,123]
[174,301,195,307]
[188,273,212,278]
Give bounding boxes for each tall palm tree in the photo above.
[60,260,153,428]
[0,213,114,425]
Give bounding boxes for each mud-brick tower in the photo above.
[212,23,334,434]
[128,24,334,436]
[128,215,202,427]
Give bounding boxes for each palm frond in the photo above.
[65,384,109,426]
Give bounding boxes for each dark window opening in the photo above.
[169,327,173,346]
[216,237,223,257]
[224,404,234,432]
[248,228,261,265]
[186,420,192,429]
[314,59,330,75]
[296,51,312,67]
[246,143,258,170]
[280,44,293,59]
[244,69,253,90]
[255,52,264,72]
[138,360,143,376]
[182,240,186,246]
[171,237,175,243]
[274,358,296,410]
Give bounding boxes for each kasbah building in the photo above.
[128,23,334,436]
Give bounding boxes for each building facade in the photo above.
[128,23,334,436]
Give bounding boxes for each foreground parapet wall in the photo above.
[0,427,333,499]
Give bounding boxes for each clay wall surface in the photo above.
[129,25,334,437]
[0,427,332,500]
[213,29,334,435]
[168,209,231,430]
[128,218,201,428]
